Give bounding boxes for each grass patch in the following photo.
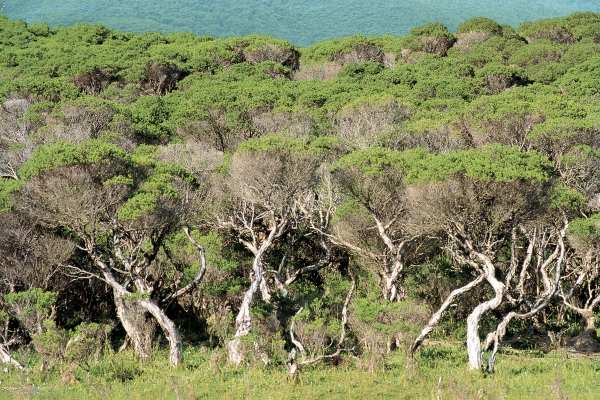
[1,345,599,399]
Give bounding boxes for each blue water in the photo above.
[3,1,600,46]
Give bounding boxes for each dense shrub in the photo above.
[1,12,600,377]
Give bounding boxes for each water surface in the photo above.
[3,1,600,45]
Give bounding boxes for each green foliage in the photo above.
[338,62,385,79]
[4,289,57,322]
[83,352,143,382]
[104,175,133,187]
[562,13,600,41]
[332,147,417,176]
[1,76,80,101]
[122,292,151,301]
[457,17,503,35]
[334,145,552,184]
[1,347,600,398]
[352,294,426,336]
[117,171,179,221]
[453,145,552,182]
[165,229,239,294]
[550,184,587,211]
[557,56,600,97]
[0,178,23,211]
[410,22,452,38]
[129,96,172,140]
[18,140,127,179]
[518,19,574,43]
[31,320,69,364]
[508,41,567,83]
[237,133,339,158]
[65,322,113,364]
[569,214,600,241]
[5,289,58,344]
[459,36,526,67]
[476,63,526,82]
[14,138,192,222]
[300,35,383,64]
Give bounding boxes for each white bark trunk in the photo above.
[383,262,403,302]
[228,224,280,366]
[164,227,208,302]
[139,299,182,367]
[584,312,596,334]
[98,264,181,366]
[114,293,155,360]
[0,344,22,370]
[567,308,598,336]
[383,278,399,302]
[483,228,565,372]
[260,278,272,303]
[228,257,264,366]
[411,273,485,355]
[288,271,356,375]
[466,254,505,370]
[373,216,407,302]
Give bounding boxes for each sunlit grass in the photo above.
[2,345,599,399]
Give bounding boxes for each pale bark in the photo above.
[561,244,600,345]
[114,294,154,359]
[98,261,182,366]
[138,299,182,367]
[410,273,485,356]
[466,252,505,370]
[273,239,332,298]
[228,255,265,365]
[382,260,404,302]
[0,343,23,370]
[484,296,556,371]
[483,224,566,372]
[374,216,409,302]
[228,222,280,366]
[560,303,600,352]
[564,305,599,336]
[322,209,410,303]
[515,229,536,299]
[259,279,272,303]
[584,311,597,333]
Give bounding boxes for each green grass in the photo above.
[2,345,599,399]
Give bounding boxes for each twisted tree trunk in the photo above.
[228,224,280,366]
[98,262,182,366]
[114,294,155,359]
[561,305,600,352]
[466,253,505,370]
[382,260,405,302]
[374,216,409,302]
[583,310,597,335]
[570,307,599,339]
[483,227,566,372]
[138,299,182,367]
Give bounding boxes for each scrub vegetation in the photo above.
[1,11,600,399]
